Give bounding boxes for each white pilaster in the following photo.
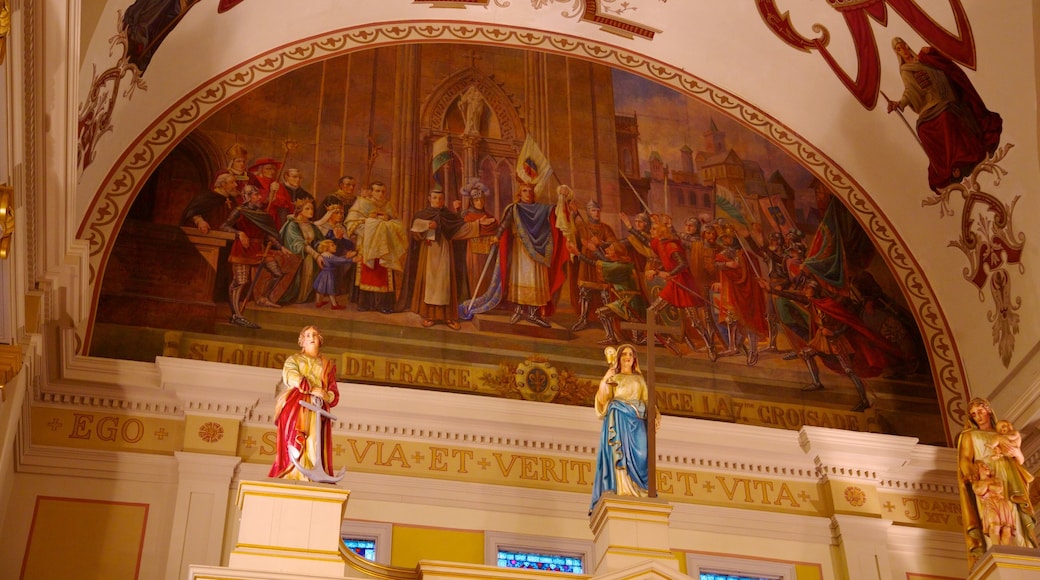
[165,452,241,580]
[589,494,678,575]
[968,546,1040,580]
[227,480,351,577]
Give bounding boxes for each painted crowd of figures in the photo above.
[181,142,922,412]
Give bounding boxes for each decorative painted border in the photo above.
[75,21,970,444]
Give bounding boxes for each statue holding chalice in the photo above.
[589,343,658,513]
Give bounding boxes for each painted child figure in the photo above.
[972,461,1017,546]
[992,419,1026,464]
[313,239,356,310]
[329,224,354,256]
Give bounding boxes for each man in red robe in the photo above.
[887,37,1002,192]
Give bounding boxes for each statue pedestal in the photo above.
[969,546,1040,580]
[224,480,350,577]
[589,494,678,575]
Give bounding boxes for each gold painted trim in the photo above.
[0,343,23,402]
[233,544,342,558]
[0,185,14,259]
[340,543,420,580]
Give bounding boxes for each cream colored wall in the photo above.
[0,2,1036,579]
[0,353,978,579]
[0,461,180,580]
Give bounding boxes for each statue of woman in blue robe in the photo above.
[590,344,651,513]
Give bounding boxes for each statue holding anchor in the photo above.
[268,325,346,483]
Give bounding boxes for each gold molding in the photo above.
[0,184,13,259]
[0,343,22,401]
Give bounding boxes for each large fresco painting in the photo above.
[88,42,945,443]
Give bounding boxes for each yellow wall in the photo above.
[391,524,485,569]
[20,497,148,579]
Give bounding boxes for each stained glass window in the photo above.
[497,549,584,574]
[343,538,376,561]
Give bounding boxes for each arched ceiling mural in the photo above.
[65,1,1040,445]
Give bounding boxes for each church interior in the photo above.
[1,1,1040,579]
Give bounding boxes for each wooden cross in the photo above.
[618,311,674,498]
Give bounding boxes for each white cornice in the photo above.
[799,425,919,482]
[17,440,178,484]
[669,501,835,545]
[886,525,966,560]
[30,352,964,493]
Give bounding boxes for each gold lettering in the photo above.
[378,443,411,468]
[752,479,775,503]
[348,439,378,464]
[676,472,698,495]
[188,343,207,359]
[494,453,521,477]
[774,483,800,507]
[361,358,376,379]
[657,470,675,494]
[429,446,450,472]
[97,416,119,442]
[69,414,94,440]
[415,365,429,384]
[717,476,754,503]
[786,408,801,428]
[540,457,565,483]
[926,512,950,524]
[260,431,277,456]
[121,419,144,443]
[757,405,772,424]
[452,449,473,474]
[569,460,592,485]
[520,456,539,480]
[717,397,731,418]
[903,498,921,520]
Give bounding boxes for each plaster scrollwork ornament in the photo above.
[420,0,664,39]
[755,0,975,109]
[514,356,561,402]
[481,356,595,404]
[929,144,1026,368]
[78,11,148,174]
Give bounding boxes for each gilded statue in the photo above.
[957,397,1037,567]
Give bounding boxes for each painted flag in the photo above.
[431,135,452,186]
[803,200,873,291]
[713,183,749,226]
[757,194,796,235]
[515,135,553,198]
